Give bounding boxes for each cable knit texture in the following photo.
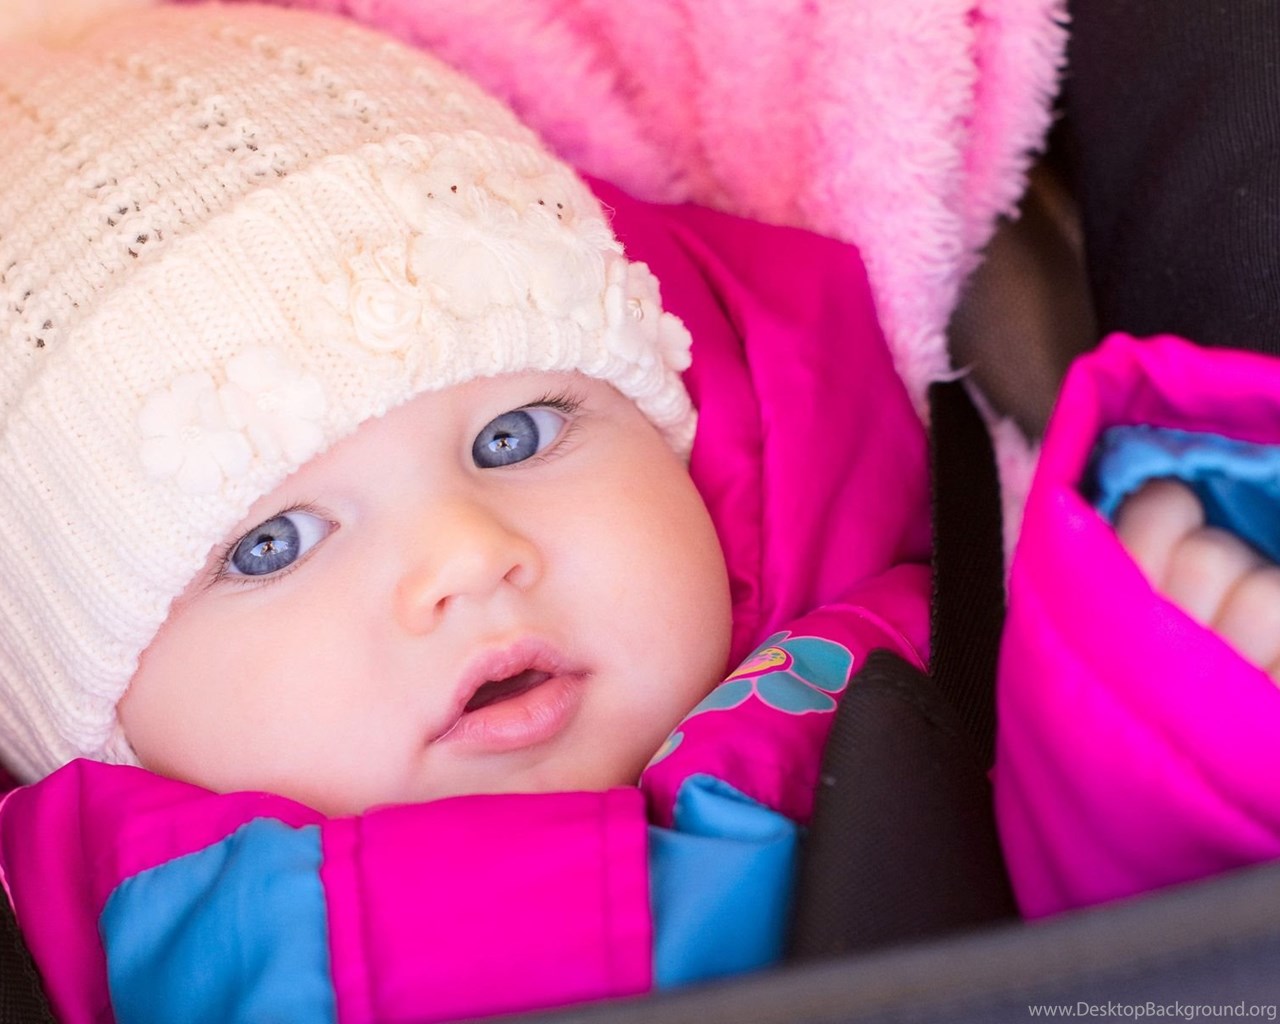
[0,2,695,780]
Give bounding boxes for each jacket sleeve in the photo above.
[995,333,1280,920]
[641,560,930,985]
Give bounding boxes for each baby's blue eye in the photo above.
[472,407,566,468]
[225,511,331,578]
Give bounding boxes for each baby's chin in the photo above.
[395,759,648,808]
[141,756,649,818]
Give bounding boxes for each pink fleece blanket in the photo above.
[219,0,1067,417]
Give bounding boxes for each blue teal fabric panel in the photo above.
[1091,425,1280,562]
[649,775,799,988]
[101,819,336,1024]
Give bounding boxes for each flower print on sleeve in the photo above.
[643,630,856,822]
[689,632,855,718]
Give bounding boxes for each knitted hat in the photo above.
[0,2,696,781]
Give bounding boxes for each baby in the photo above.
[0,4,931,1021]
[0,5,730,804]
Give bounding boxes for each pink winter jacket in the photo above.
[0,184,931,1023]
[996,334,1280,920]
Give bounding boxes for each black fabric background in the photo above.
[1063,0,1280,353]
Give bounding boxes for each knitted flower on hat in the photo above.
[0,2,695,780]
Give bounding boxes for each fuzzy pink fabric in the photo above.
[199,0,1067,417]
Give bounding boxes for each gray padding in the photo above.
[948,159,1097,438]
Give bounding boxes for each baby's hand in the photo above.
[1115,479,1280,682]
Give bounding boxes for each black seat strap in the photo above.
[927,378,1006,771]
[788,378,1015,958]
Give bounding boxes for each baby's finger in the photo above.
[1209,564,1280,680]
[1114,478,1206,586]
[1162,525,1266,626]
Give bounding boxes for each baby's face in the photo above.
[118,371,731,815]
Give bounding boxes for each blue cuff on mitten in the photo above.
[1090,425,1280,562]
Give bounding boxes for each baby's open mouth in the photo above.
[434,641,587,749]
[462,669,552,713]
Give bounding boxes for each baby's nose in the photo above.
[393,500,542,634]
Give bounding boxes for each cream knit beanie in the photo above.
[0,2,696,780]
